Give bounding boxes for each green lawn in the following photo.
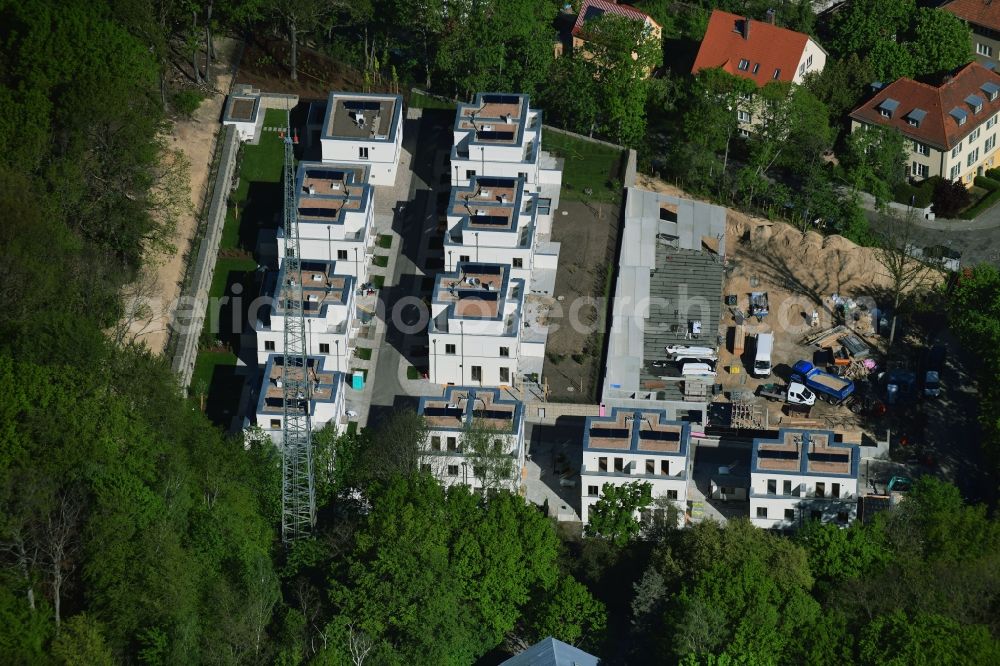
[377,234,393,249]
[542,131,624,203]
[409,90,456,110]
[372,275,385,288]
[190,351,242,428]
[373,255,388,268]
[406,366,419,380]
[356,347,372,360]
[222,112,286,251]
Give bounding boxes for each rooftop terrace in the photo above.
[272,261,350,316]
[259,356,339,415]
[325,93,399,141]
[585,409,689,454]
[226,95,259,122]
[456,93,530,145]
[449,177,524,231]
[419,388,521,432]
[753,430,858,477]
[434,263,511,319]
[295,163,369,224]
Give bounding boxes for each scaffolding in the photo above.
[280,111,315,543]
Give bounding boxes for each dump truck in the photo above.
[791,360,855,404]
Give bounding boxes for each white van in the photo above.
[753,333,774,377]
[681,362,716,377]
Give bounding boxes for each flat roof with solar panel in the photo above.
[294,161,371,226]
[584,408,690,455]
[323,92,401,142]
[455,93,530,146]
[448,176,528,232]
[418,387,523,433]
[256,354,341,416]
[432,263,512,320]
[752,429,859,477]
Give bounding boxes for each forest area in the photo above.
[1,0,1000,663]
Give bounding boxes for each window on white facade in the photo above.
[987,134,997,152]
[431,436,441,451]
[471,365,482,382]
[970,128,982,141]
[646,459,655,474]
[518,171,528,180]
[988,116,997,130]
[914,141,929,155]
[499,367,509,383]
[807,54,813,68]
[337,249,348,260]
[588,485,599,497]
[738,58,750,71]
[447,465,459,476]
[837,511,850,523]
[913,162,929,178]
[465,169,476,179]
[613,457,624,473]
[512,257,523,268]
[660,460,669,475]
[952,142,963,158]
[951,164,961,180]
[270,419,281,429]
[459,254,470,263]
[264,340,276,351]
[782,480,792,495]
[667,489,678,500]
[968,147,981,167]
[319,343,330,354]
[832,483,841,498]
[358,147,369,159]
[499,346,510,357]
[756,507,768,518]
[799,63,805,76]
[785,508,795,520]
[767,479,777,494]
[445,344,456,355]
[815,482,826,498]
[978,43,994,57]
[598,457,607,472]
[447,436,457,451]
[420,463,431,473]
[738,110,751,123]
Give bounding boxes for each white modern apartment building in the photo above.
[450,93,562,201]
[254,354,345,443]
[254,259,356,371]
[428,262,547,386]
[319,92,403,186]
[417,386,526,492]
[580,408,693,526]
[222,88,263,142]
[750,429,860,530]
[283,162,375,282]
[444,175,559,285]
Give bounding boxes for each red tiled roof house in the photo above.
[691,10,826,86]
[569,0,662,75]
[848,62,1000,184]
[943,0,1000,67]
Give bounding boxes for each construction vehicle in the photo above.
[756,381,816,406]
[791,360,855,404]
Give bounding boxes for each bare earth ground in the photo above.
[543,200,621,402]
[128,38,240,354]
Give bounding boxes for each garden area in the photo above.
[192,108,287,426]
[542,130,624,204]
[893,169,1000,220]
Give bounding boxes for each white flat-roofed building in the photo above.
[254,354,345,443]
[450,93,562,214]
[417,386,526,492]
[320,92,403,185]
[283,162,374,281]
[580,408,692,526]
[222,89,263,142]
[750,429,860,530]
[428,262,548,387]
[254,259,356,371]
[444,175,549,284]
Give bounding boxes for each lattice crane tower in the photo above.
[279,110,315,543]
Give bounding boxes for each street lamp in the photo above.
[432,338,437,382]
[475,232,479,262]
[335,339,341,373]
[354,247,359,283]
[448,250,453,272]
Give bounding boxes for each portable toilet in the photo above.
[351,371,364,390]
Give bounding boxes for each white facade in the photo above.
[417,387,526,492]
[749,429,860,530]
[254,260,356,371]
[222,91,263,142]
[450,93,562,211]
[792,38,827,85]
[285,162,375,282]
[428,262,547,386]
[320,92,403,186]
[254,354,345,443]
[444,176,540,283]
[580,409,692,526]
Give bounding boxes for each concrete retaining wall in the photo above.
[170,124,240,391]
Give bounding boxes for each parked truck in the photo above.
[756,381,816,406]
[791,360,855,404]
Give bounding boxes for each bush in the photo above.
[892,178,935,208]
[960,187,1000,219]
[974,176,1000,191]
[932,178,971,218]
[986,167,1000,181]
[172,89,205,118]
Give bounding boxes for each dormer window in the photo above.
[966,94,984,114]
[907,108,926,128]
[983,81,1000,101]
[879,98,900,118]
[738,59,750,71]
[951,107,968,126]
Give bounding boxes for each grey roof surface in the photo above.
[501,637,600,666]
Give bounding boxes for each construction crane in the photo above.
[279,110,315,543]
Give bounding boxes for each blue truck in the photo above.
[791,360,855,404]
